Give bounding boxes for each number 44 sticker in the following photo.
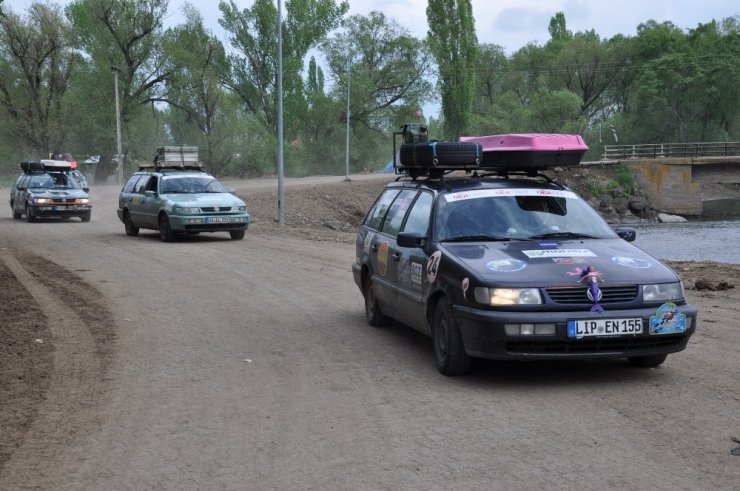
[426,251,442,283]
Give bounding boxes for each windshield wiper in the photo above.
[527,232,599,240]
[442,235,512,242]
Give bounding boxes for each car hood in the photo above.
[162,193,245,208]
[440,238,679,287]
[28,188,89,199]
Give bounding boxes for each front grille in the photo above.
[200,207,232,213]
[506,333,687,355]
[51,198,79,204]
[546,285,638,304]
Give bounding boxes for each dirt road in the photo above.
[1,177,739,489]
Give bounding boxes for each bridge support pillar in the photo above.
[625,159,702,216]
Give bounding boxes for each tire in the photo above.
[627,354,668,368]
[230,229,246,240]
[399,143,415,166]
[363,275,392,327]
[158,214,176,242]
[80,212,91,222]
[413,141,481,168]
[123,211,139,236]
[433,299,472,376]
[25,205,35,222]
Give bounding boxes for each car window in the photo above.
[133,176,151,194]
[364,189,400,230]
[401,191,433,236]
[29,175,53,188]
[123,175,142,193]
[436,190,617,241]
[17,176,29,188]
[145,176,158,192]
[160,176,224,194]
[380,190,417,237]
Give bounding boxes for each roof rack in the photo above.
[391,127,588,179]
[21,159,73,173]
[142,145,204,171]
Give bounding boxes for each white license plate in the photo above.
[54,206,69,211]
[205,216,235,224]
[567,318,643,338]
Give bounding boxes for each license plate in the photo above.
[567,318,643,338]
[54,206,68,211]
[205,216,239,224]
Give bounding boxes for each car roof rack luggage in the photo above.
[21,159,73,173]
[141,145,203,171]
[391,124,588,179]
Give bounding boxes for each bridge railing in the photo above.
[602,142,740,160]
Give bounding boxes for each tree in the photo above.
[66,0,172,182]
[426,0,477,139]
[218,0,348,135]
[0,3,77,155]
[161,6,237,176]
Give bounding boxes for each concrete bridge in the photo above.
[596,143,740,216]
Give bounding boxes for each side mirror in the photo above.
[144,190,156,198]
[228,188,236,195]
[397,231,425,248]
[614,226,636,242]
[83,187,90,193]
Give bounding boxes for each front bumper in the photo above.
[453,303,697,360]
[29,204,92,218]
[167,213,251,233]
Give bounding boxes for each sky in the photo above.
[4,0,740,116]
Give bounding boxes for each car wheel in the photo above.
[230,230,246,240]
[627,354,668,368]
[25,205,35,222]
[81,212,91,222]
[11,202,21,220]
[433,299,472,376]
[123,211,139,236]
[363,275,392,327]
[158,214,176,242]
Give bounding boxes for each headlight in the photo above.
[78,198,90,204]
[34,198,51,204]
[175,207,200,214]
[234,205,247,213]
[643,282,683,302]
[474,287,543,306]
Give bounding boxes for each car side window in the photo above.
[145,176,158,192]
[133,176,151,194]
[18,176,29,189]
[380,190,417,237]
[365,189,400,231]
[123,175,142,193]
[401,191,433,236]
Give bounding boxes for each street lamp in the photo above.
[111,66,123,185]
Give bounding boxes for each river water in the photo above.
[631,219,740,264]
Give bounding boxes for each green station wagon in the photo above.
[117,163,250,242]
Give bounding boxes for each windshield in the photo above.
[28,172,82,189]
[435,188,617,242]
[160,176,228,194]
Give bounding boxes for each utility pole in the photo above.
[344,61,351,181]
[111,66,123,185]
[277,0,285,225]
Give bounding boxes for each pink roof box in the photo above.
[459,133,588,152]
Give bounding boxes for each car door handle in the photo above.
[370,243,379,251]
[392,252,401,261]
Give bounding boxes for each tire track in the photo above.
[0,251,115,489]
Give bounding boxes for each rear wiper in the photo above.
[527,232,598,240]
[442,235,512,242]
